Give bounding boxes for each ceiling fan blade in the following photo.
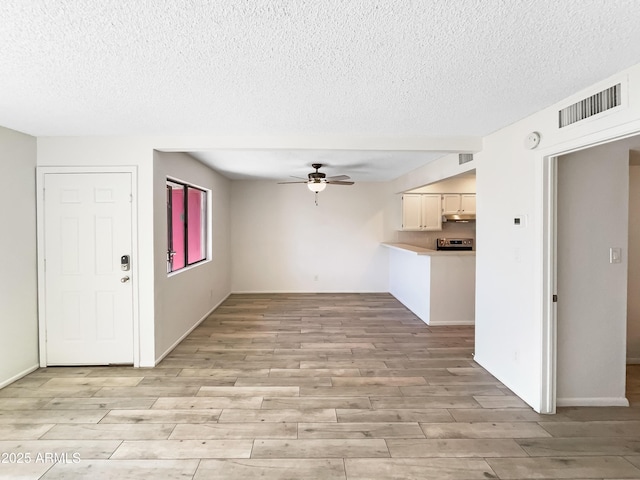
[326,180,354,185]
[277,181,308,184]
[326,175,350,181]
[290,175,308,180]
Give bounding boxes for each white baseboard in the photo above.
[556,397,630,407]
[428,320,475,326]
[154,293,230,365]
[0,364,40,390]
[627,358,640,365]
[230,290,388,294]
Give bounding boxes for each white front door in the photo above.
[43,173,134,365]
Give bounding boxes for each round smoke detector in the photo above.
[524,131,541,150]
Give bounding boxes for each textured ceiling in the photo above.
[188,149,446,181]
[2,0,640,181]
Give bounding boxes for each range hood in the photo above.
[443,213,476,222]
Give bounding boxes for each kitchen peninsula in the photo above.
[382,243,475,326]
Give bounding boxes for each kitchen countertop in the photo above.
[382,242,476,256]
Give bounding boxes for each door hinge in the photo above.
[552,294,558,303]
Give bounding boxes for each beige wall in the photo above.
[230,180,392,293]
[556,141,630,405]
[153,151,231,362]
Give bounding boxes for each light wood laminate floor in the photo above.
[1,293,639,479]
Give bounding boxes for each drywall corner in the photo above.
[0,126,39,387]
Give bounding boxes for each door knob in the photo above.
[121,276,130,283]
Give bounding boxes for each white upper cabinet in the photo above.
[460,194,476,214]
[402,194,423,230]
[442,194,462,215]
[401,194,442,231]
[442,194,476,215]
[421,194,442,230]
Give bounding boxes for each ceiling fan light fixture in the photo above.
[277,164,351,200]
[307,181,326,192]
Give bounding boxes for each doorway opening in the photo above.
[545,135,640,411]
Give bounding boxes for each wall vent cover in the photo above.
[559,83,621,128]
[459,153,474,165]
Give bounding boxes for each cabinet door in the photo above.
[442,194,461,214]
[421,194,442,230]
[402,194,423,230]
[460,194,476,214]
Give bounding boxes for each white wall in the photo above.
[409,174,476,194]
[430,255,476,325]
[391,153,476,194]
[387,248,475,326]
[556,142,630,406]
[388,248,432,322]
[0,126,39,387]
[231,181,392,292]
[153,151,231,362]
[469,78,640,411]
[629,165,640,363]
[391,62,640,412]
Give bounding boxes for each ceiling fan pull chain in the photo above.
[315,191,319,206]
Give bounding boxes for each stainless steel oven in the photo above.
[436,238,474,251]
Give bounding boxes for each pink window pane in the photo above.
[187,187,206,264]
[171,188,185,270]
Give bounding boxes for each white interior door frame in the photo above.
[540,126,640,413]
[36,166,140,367]
[540,154,558,414]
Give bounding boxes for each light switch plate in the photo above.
[610,247,622,264]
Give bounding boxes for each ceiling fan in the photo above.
[278,163,354,192]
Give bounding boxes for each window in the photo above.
[166,179,208,273]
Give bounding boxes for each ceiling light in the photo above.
[307,181,326,192]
